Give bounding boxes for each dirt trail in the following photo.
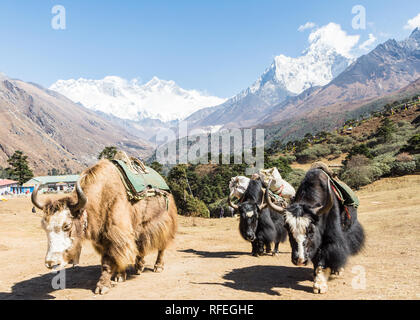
[0,175,419,300]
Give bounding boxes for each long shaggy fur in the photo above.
[238,179,287,255]
[290,168,365,270]
[80,160,177,272]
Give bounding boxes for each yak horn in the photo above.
[70,177,88,212]
[312,178,334,216]
[31,184,45,210]
[265,180,285,213]
[228,193,239,210]
[258,188,267,211]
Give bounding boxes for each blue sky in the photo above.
[0,0,419,97]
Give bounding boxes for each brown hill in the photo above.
[0,77,153,175]
[261,76,420,144]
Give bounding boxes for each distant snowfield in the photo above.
[50,76,226,122]
[50,23,358,128]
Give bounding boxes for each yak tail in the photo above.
[345,220,365,255]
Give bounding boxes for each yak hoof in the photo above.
[113,272,127,283]
[272,251,279,257]
[313,282,328,294]
[95,283,111,295]
[331,268,345,277]
[135,266,145,275]
[154,264,164,273]
[313,266,331,294]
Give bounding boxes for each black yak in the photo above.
[266,168,365,293]
[229,179,287,256]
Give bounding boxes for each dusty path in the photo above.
[0,175,419,300]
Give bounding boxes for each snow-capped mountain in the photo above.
[187,23,355,129]
[50,76,226,122]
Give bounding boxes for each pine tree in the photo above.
[98,146,118,160]
[6,151,34,185]
[150,161,163,174]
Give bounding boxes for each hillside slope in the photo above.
[262,76,420,144]
[261,28,420,127]
[0,76,153,175]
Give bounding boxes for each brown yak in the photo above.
[31,159,178,294]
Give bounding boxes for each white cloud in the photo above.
[359,33,377,51]
[298,22,316,32]
[404,13,420,30]
[307,23,360,58]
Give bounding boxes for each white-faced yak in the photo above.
[266,168,365,294]
[32,160,178,295]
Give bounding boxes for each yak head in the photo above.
[229,179,267,242]
[282,204,321,266]
[31,178,88,270]
[237,201,262,242]
[265,176,333,266]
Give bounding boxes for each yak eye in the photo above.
[63,223,72,232]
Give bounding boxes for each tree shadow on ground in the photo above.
[0,265,101,300]
[179,249,250,259]
[197,265,314,296]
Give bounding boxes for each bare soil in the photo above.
[0,175,419,300]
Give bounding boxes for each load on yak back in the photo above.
[228,168,296,256]
[229,167,296,204]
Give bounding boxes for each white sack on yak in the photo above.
[258,167,295,199]
[229,176,250,199]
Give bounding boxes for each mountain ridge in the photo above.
[0,76,153,175]
[50,76,226,123]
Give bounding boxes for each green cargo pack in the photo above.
[320,169,359,208]
[111,159,170,201]
[331,178,360,208]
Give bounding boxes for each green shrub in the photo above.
[371,143,402,157]
[185,194,210,218]
[347,144,374,159]
[376,118,396,143]
[391,161,417,176]
[285,169,306,189]
[282,154,296,164]
[295,144,331,163]
[401,133,420,154]
[340,166,375,189]
[340,155,382,189]
[415,155,420,171]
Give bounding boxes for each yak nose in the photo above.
[45,260,58,269]
[246,233,255,241]
[297,258,307,266]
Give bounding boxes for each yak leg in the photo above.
[135,256,146,275]
[154,250,165,273]
[265,242,272,255]
[313,266,331,294]
[95,255,114,295]
[251,241,259,257]
[272,242,280,256]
